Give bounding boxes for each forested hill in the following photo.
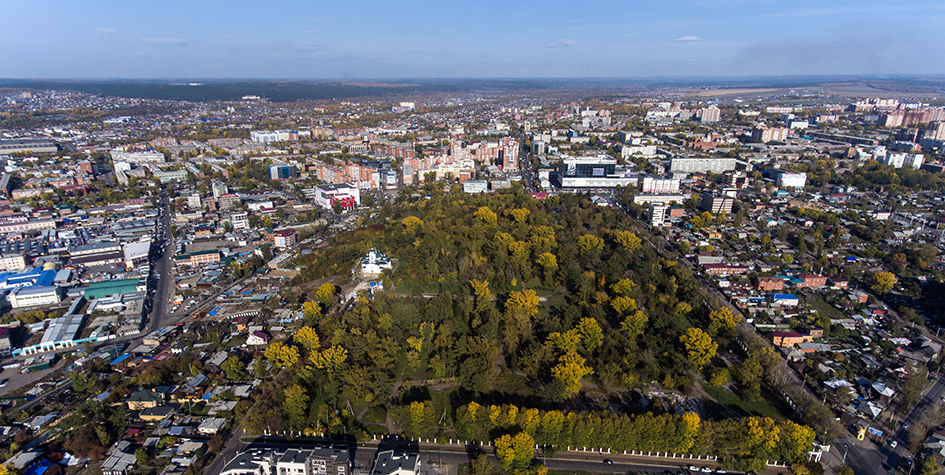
[248,185,816,472]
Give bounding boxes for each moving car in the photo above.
[603,460,613,465]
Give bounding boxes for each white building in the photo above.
[187,193,202,209]
[649,203,667,227]
[776,172,807,189]
[0,254,27,272]
[641,177,680,193]
[669,157,737,174]
[123,240,152,269]
[620,144,657,158]
[211,181,229,199]
[8,286,61,308]
[311,183,360,209]
[230,212,249,230]
[632,193,690,206]
[884,152,924,169]
[361,249,392,275]
[110,151,164,164]
[463,180,488,194]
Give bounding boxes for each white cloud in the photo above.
[93,27,119,35]
[142,37,189,47]
[674,36,703,42]
[546,39,576,48]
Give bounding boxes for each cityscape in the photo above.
[3,3,945,475]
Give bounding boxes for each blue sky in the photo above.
[3,0,945,78]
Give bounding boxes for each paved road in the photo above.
[203,434,736,475]
[147,190,177,333]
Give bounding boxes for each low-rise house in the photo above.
[127,388,164,410]
[371,451,421,475]
[246,331,271,346]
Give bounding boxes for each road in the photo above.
[146,189,177,332]
[203,434,734,475]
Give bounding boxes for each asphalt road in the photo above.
[147,190,177,333]
[203,434,728,475]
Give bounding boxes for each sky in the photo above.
[2,0,945,79]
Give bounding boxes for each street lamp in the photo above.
[842,444,849,464]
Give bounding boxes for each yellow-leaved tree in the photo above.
[294,326,321,352]
[311,345,348,373]
[474,206,497,226]
[402,216,423,233]
[470,279,492,313]
[612,230,642,253]
[552,351,594,396]
[494,431,535,474]
[708,307,738,337]
[680,327,717,369]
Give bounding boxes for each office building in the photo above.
[556,156,638,189]
[269,165,298,180]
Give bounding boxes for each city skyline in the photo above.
[3,0,945,79]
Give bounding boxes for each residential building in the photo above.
[756,277,784,291]
[273,229,296,248]
[641,177,680,193]
[127,389,163,410]
[771,332,814,347]
[211,181,229,199]
[632,194,690,206]
[702,263,748,276]
[648,203,667,227]
[700,105,720,123]
[796,274,828,288]
[0,254,28,272]
[669,157,737,174]
[751,125,789,143]
[246,331,271,346]
[699,192,735,214]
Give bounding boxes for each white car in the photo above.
[890,441,898,449]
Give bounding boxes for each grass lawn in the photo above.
[703,385,792,420]
[805,293,846,321]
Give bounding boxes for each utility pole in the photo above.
[842,444,849,464]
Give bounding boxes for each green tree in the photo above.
[221,356,248,381]
[576,317,603,351]
[282,384,309,429]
